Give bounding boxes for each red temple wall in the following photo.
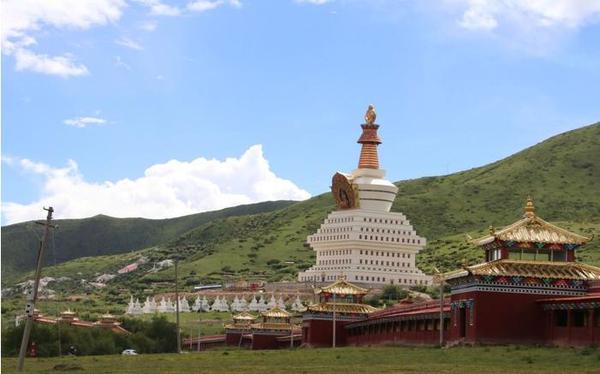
[251,333,288,350]
[346,321,448,346]
[449,291,579,344]
[303,319,351,347]
[543,309,600,346]
[225,331,243,346]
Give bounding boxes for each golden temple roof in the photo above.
[261,307,291,319]
[307,302,378,314]
[232,311,257,321]
[444,259,600,281]
[317,279,368,296]
[471,197,592,246]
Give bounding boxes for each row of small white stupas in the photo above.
[126,294,306,315]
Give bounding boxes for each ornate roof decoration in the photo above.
[261,307,291,319]
[443,259,600,281]
[317,278,368,296]
[471,197,592,246]
[232,311,257,321]
[307,302,378,314]
[251,322,295,331]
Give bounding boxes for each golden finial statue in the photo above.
[524,195,535,218]
[364,104,376,125]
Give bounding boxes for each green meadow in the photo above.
[2,346,600,374]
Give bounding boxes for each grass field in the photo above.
[2,346,600,373]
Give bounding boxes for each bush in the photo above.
[2,316,178,357]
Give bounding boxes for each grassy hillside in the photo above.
[1,200,295,281]
[3,123,600,290]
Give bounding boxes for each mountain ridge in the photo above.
[2,123,599,287]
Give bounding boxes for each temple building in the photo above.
[249,307,301,349]
[224,311,256,347]
[302,277,377,346]
[32,309,129,334]
[298,106,431,287]
[341,197,600,347]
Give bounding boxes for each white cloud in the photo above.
[187,0,224,12]
[295,0,332,5]
[135,0,182,16]
[63,116,107,128]
[453,0,600,31]
[186,0,242,12]
[13,49,89,77]
[139,20,158,31]
[2,145,311,224]
[115,37,144,50]
[2,0,126,77]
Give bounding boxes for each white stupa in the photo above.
[297,106,432,287]
[248,295,259,311]
[291,295,306,312]
[239,296,248,311]
[126,296,135,314]
[179,296,190,312]
[166,297,176,313]
[266,295,277,310]
[257,295,268,312]
[231,296,242,312]
[142,297,154,313]
[157,297,168,313]
[200,296,210,312]
[192,295,202,312]
[276,296,286,310]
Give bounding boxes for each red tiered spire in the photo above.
[357,105,382,169]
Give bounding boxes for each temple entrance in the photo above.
[459,307,467,338]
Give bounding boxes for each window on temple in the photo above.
[555,310,568,327]
[573,310,588,327]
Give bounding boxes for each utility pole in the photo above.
[175,259,181,354]
[17,207,55,372]
[332,293,336,348]
[434,267,444,347]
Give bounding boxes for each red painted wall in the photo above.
[346,321,448,346]
[448,291,578,344]
[544,309,600,346]
[303,319,352,347]
[251,333,288,350]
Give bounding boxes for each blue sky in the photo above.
[2,0,600,224]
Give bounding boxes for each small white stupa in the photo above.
[231,296,242,312]
[143,297,157,313]
[179,296,190,312]
[276,296,286,310]
[248,295,259,311]
[157,297,168,313]
[192,295,202,312]
[239,296,248,311]
[166,297,176,313]
[257,295,268,312]
[132,298,143,315]
[291,295,306,312]
[126,296,135,314]
[266,295,277,310]
[200,296,210,312]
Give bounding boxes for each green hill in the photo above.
[3,123,600,290]
[0,200,295,281]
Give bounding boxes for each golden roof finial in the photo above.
[364,104,376,125]
[524,195,535,218]
[489,225,495,235]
